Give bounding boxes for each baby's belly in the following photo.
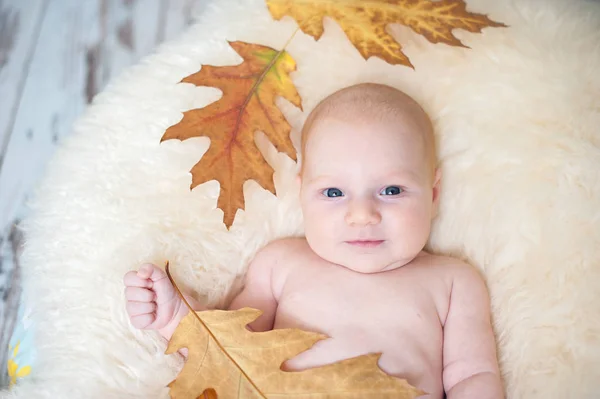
[274,313,444,398]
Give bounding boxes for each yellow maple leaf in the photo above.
[266,0,506,67]
[166,308,424,399]
[161,41,302,228]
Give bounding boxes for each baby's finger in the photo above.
[126,301,157,316]
[124,287,155,302]
[137,263,156,279]
[123,271,150,288]
[144,264,168,283]
[130,313,155,329]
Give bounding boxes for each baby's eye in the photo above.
[322,188,344,198]
[380,186,403,196]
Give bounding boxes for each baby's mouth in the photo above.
[344,240,385,248]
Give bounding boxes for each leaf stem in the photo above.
[241,26,300,120]
[283,26,300,51]
[165,262,268,398]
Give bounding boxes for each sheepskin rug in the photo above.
[1,0,599,397]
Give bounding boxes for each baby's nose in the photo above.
[344,198,382,226]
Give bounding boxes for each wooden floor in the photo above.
[0,0,207,387]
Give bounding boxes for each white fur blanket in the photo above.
[2,0,599,398]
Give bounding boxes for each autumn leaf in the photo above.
[161,41,302,228]
[266,0,506,67]
[166,308,423,399]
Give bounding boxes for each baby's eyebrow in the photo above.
[307,175,335,185]
[383,170,421,182]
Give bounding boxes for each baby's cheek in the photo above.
[387,208,428,238]
[304,203,336,227]
[302,207,320,231]
[304,217,339,260]
[402,210,431,250]
[305,228,331,261]
[303,210,326,240]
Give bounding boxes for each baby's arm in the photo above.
[442,263,504,399]
[228,241,285,332]
[125,240,285,343]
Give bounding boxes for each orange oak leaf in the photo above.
[266,0,506,67]
[161,41,302,228]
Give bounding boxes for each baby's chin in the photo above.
[306,237,418,273]
[325,253,412,274]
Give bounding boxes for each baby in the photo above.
[124,83,503,398]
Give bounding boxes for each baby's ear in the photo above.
[432,168,442,218]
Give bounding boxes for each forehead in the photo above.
[303,117,428,174]
[307,116,425,153]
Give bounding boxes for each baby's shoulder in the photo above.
[421,253,482,277]
[444,257,485,284]
[427,254,490,304]
[250,237,310,296]
[257,236,309,257]
[417,254,489,321]
[416,253,487,293]
[251,237,311,270]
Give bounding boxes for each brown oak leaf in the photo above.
[166,308,424,399]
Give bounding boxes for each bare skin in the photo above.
[124,83,503,398]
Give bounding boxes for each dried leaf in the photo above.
[166,308,423,399]
[161,41,302,228]
[266,0,506,67]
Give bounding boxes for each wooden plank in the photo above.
[0,0,108,388]
[0,0,209,238]
[160,0,208,43]
[0,0,48,182]
[0,0,100,234]
[100,0,164,84]
[0,223,23,389]
[0,0,47,388]
[0,0,207,387]
[0,0,166,243]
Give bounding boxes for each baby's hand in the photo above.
[123,263,183,336]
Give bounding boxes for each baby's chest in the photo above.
[275,271,441,338]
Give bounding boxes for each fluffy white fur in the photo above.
[2,0,599,397]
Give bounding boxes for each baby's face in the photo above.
[299,116,439,273]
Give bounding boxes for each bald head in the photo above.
[300,83,436,178]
